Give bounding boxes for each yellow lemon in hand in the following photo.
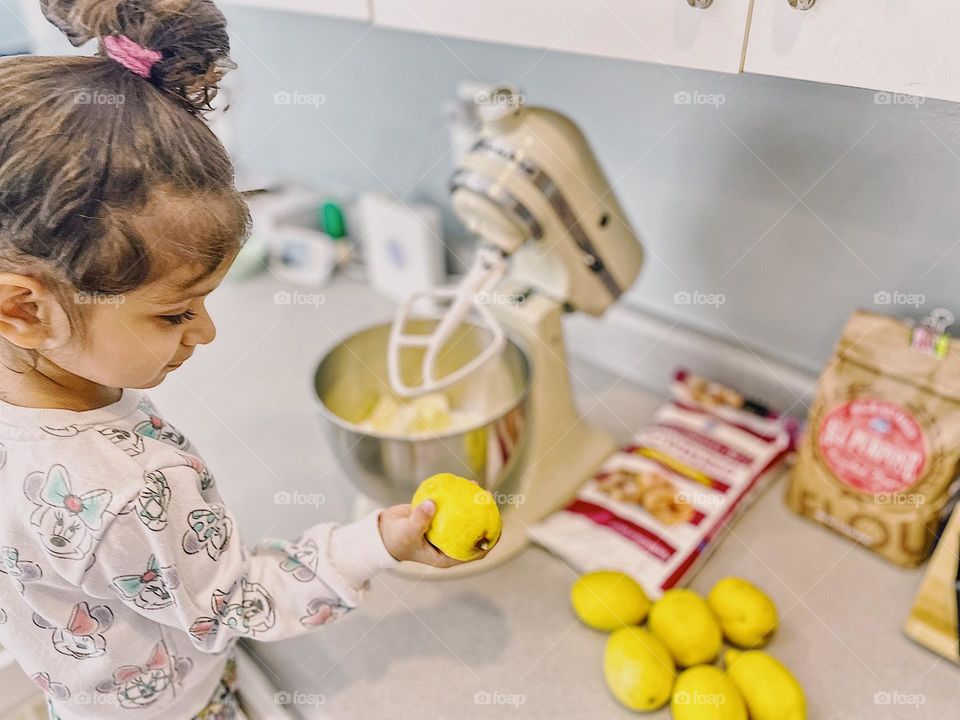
[411,473,502,561]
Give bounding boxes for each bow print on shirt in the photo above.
[112,555,180,610]
[180,453,216,491]
[24,465,112,561]
[31,672,71,701]
[33,601,114,660]
[96,641,193,709]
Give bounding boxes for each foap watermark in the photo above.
[674,290,726,308]
[75,691,119,708]
[874,493,925,507]
[873,690,925,708]
[475,290,527,306]
[75,291,125,306]
[273,90,326,109]
[675,490,723,508]
[874,92,924,107]
[274,491,326,508]
[274,290,326,307]
[674,90,725,108]
[473,690,526,708]
[483,491,526,508]
[474,88,525,108]
[74,90,125,106]
[274,691,326,708]
[873,290,925,308]
[673,690,728,707]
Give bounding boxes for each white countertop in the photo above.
[150,272,957,719]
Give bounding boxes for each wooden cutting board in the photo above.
[904,505,960,663]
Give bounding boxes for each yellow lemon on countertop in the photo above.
[671,665,747,720]
[411,473,502,561]
[648,589,723,666]
[725,650,806,720]
[604,626,676,712]
[570,571,651,632]
[707,577,778,648]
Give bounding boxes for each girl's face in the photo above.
[44,259,233,390]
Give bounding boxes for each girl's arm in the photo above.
[75,463,448,652]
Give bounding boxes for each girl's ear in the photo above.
[0,273,71,350]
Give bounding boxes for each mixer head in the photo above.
[387,87,643,398]
[450,86,643,316]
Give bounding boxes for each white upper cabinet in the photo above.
[16,0,373,53]
[220,0,370,22]
[372,0,754,74]
[745,0,960,102]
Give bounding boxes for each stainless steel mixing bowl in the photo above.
[314,321,531,506]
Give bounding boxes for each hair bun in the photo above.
[39,0,234,112]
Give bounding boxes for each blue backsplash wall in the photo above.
[6,5,960,374]
[0,3,29,54]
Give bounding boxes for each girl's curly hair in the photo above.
[0,0,249,305]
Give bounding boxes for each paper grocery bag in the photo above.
[787,310,960,567]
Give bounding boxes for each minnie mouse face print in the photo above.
[33,602,114,660]
[96,641,193,709]
[24,465,112,562]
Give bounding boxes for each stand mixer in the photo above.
[315,86,643,576]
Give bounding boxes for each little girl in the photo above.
[0,1,470,718]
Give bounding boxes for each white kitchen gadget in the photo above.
[357,192,446,304]
[268,225,338,287]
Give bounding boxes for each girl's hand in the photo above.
[378,501,476,568]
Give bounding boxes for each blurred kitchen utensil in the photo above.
[356,192,446,303]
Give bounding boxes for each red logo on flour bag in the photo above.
[817,398,927,494]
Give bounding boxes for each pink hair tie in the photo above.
[102,34,162,79]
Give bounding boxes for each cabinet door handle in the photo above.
[787,0,816,9]
[686,0,714,8]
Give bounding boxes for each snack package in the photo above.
[528,371,793,598]
[787,309,960,567]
